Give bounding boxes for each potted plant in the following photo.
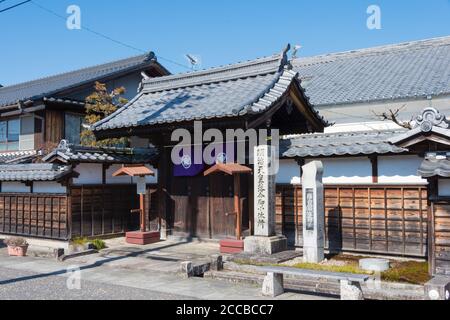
[3,237,29,257]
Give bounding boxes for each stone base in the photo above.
[244,236,287,255]
[425,276,450,300]
[340,280,364,300]
[220,240,244,254]
[303,246,325,263]
[359,258,390,272]
[230,250,302,265]
[126,231,160,245]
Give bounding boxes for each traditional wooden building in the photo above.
[0,51,168,153]
[3,36,450,273]
[0,140,158,242]
[0,52,168,244]
[93,45,327,241]
[273,37,450,259]
[91,38,450,269]
[389,108,450,275]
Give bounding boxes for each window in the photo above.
[0,119,20,151]
[64,113,83,145]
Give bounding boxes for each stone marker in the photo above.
[262,272,284,297]
[244,145,287,255]
[180,261,193,278]
[254,145,276,237]
[302,161,325,263]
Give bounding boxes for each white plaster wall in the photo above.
[277,159,301,184]
[73,163,103,185]
[319,95,450,131]
[33,182,67,194]
[439,180,450,197]
[306,157,373,185]
[378,155,427,184]
[67,73,143,102]
[2,182,30,193]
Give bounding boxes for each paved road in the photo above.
[0,266,191,300]
[0,243,331,301]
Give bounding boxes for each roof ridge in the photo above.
[285,129,407,139]
[141,47,289,93]
[0,52,153,92]
[293,36,450,67]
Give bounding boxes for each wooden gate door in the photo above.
[209,174,236,239]
[169,174,249,240]
[171,175,212,239]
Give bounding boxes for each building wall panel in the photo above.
[276,184,428,257]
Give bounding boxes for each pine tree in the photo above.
[81,81,129,147]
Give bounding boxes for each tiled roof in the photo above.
[293,36,450,106]
[281,130,408,158]
[93,46,326,132]
[43,140,157,164]
[0,164,72,182]
[0,150,37,164]
[390,107,450,148]
[418,153,450,178]
[0,52,167,108]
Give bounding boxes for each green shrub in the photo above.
[290,262,372,275]
[91,239,106,250]
[71,237,88,245]
[382,261,430,285]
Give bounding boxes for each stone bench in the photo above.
[258,266,370,300]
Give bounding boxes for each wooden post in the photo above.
[140,193,146,232]
[234,174,241,240]
[370,156,378,184]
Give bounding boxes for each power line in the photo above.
[323,109,386,132]
[0,0,31,13]
[29,0,191,70]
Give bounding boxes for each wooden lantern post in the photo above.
[112,165,160,245]
[131,191,147,232]
[234,174,242,240]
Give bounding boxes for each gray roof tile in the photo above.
[0,151,37,164]
[418,153,450,178]
[0,164,72,182]
[42,140,157,164]
[281,130,408,158]
[93,47,326,131]
[0,52,165,108]
[418,159,450,178]
[293,36,450,106]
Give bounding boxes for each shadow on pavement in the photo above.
[0,240,193,286]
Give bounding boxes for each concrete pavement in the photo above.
[0,241,333,300]
[0,266,190,300]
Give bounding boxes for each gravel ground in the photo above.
[0,266,192,300]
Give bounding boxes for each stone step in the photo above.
[205,269,425,300]
[205,270,340,297]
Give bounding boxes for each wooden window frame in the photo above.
[0,118,21,152]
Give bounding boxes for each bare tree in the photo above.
[372,105,413,130]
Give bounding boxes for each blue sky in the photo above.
[1,0,449,86]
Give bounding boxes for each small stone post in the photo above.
[302,161,325,263]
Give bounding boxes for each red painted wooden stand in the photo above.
[113,165,161,245]
[204,163,252,254]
